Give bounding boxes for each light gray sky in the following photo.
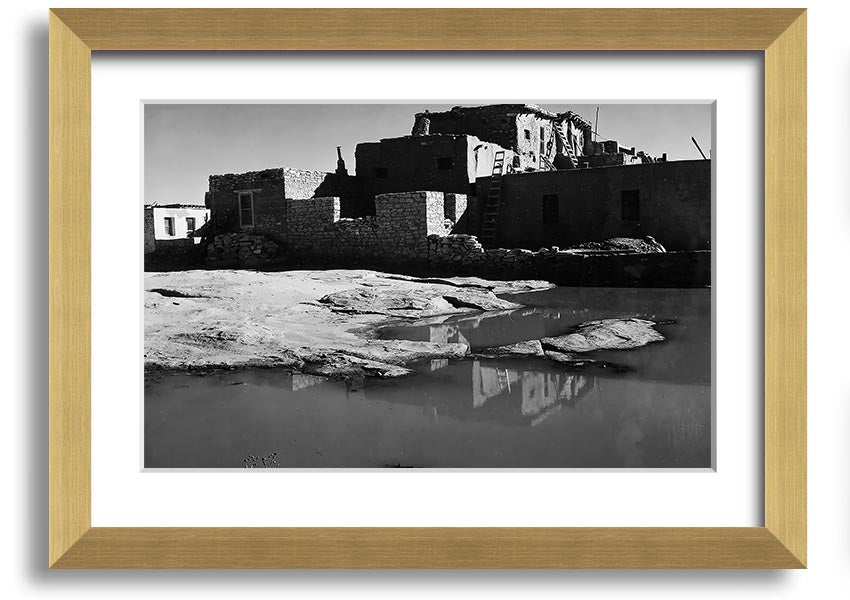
[144,103,712,206]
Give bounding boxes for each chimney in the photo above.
[335,146,347,176]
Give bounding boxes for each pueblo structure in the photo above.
[161,104,710,287]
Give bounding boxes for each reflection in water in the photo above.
[145,287,711,469]
[472,361,595,426]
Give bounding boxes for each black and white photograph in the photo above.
[143,102,712,469]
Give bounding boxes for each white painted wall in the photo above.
[150,206,209,240]
[5,1,849,598]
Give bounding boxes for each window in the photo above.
[238,191,254,228]
[163,216,175,236]
[621,189,640,221]
[374,167,389,179]
[185,217,196,236]
[542,194,559,224]
[436,157,454,170]
[523,129,531,140]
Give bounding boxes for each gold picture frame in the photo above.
[48,8,806,568]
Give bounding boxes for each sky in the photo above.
[144,103,712,206]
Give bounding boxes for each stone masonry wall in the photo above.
[282,167,336,199]
[206,233,281,266]
[285,197,380,259]
[209,168,284,192]
[426,234,710,287]
[143,208,155,254]
[428,234,560,271]
[375,191,448,261]
[274,192,450,264]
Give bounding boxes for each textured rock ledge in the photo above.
[144,269,553,378]
[472,318,666,369]
[541,318,665,353]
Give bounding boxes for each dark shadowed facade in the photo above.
[355,133,513,198]
[474,159,711,251]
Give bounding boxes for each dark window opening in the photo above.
[542,194,559,224]
[163,217,175,236]
[436,157,454,170]
[468,182,478,197]
[621,189,640,221]
[374,167,389,179]
[239,191,254,228]
[523,129,531,140]
[185,217,196,236]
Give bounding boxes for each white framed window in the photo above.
[163,216,175,236]
[238,191,254,228]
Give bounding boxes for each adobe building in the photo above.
[474,159,711,251]
[355,133,513,199]
[416,104,648,172]
[198,104,709,284]
[203,165,370,242]
[144,204,210,254]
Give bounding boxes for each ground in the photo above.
[144,269,554,378]
[145,269,666,379]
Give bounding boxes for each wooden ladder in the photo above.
[540,127,557,170]
[479,150,506,248]
[555,122,579,168]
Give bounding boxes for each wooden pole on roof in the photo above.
[594,106,599,142]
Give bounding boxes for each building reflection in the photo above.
[282,357,597,428]
[472,360,596,426]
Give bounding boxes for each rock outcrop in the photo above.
[541,318,664,353]
[145,269,550,378]
[476,340,546,359]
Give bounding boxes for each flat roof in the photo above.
[145,203,208,209]
[416,104,593,129]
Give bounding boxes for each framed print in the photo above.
[49,9,806,568]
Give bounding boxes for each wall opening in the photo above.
[621,189,640,221]
[238,191,254,228]
[542,194,559,224]
[164,216,175,237]
[436,157,454,170]
[185,217,196,236]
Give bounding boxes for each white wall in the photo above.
[150,207,209,240]
[4,1,849,599]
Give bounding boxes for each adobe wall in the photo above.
[514,112,554,171]
[476,160,711,251]
[375,191,448,260]
[206,169,287,235]
[356,135,474,198]
[444,193,468,232]
[282,191,449,263]
[206,167,369,238]
[143,208,155,254]
[427,234,710,287]
[285,196,380,259]
[200,187,708,286]
[424,107,520,151]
